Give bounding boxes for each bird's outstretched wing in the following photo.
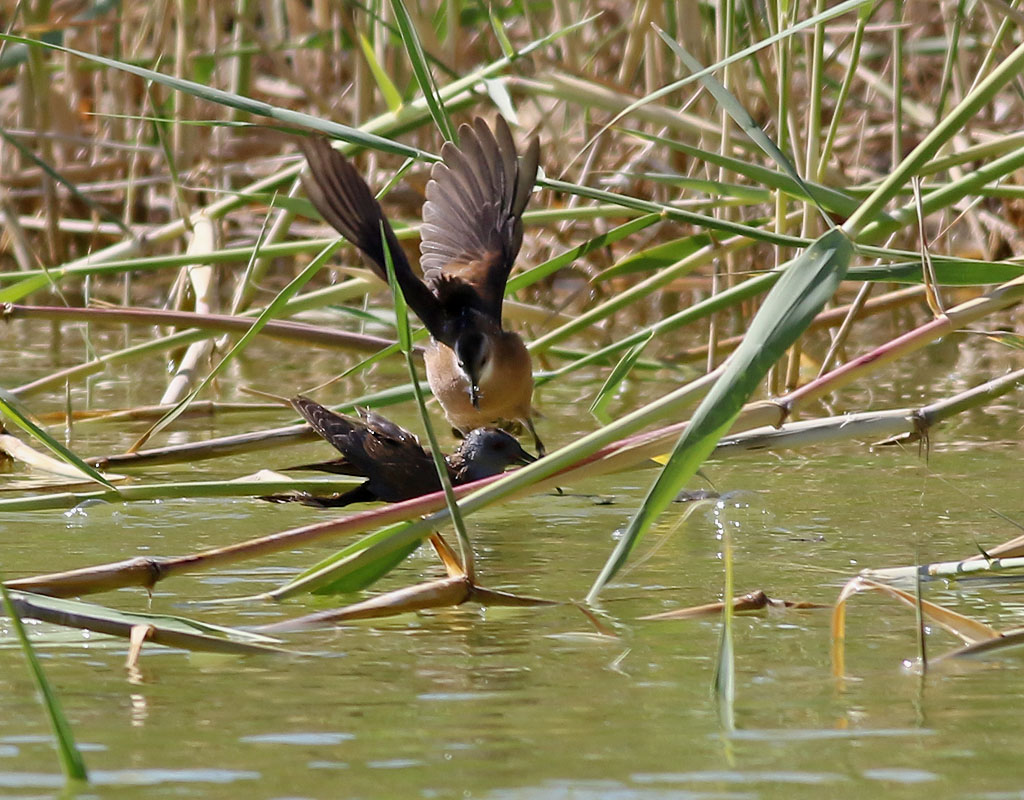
[299,137,446,339]
[419,116,539,324]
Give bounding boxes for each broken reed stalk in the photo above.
[3,303,400,352]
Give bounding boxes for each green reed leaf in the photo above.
[588,228,852,601]
[357,32,404,112]
[0,582,89,783]
[0,389,115,489]
[389,0,456,142]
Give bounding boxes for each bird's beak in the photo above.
[469,383,481,409]
[517,448,538,465]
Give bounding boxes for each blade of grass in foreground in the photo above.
[356,32,403,113]
[0,32,430,160]
[0,126,131,236]
[383,219,476,581]
[0,389,115,490]
[4,589,285,654]
[621,129,865,222]
[714,518,736,732]
[390,0,456,142]
[0,581,88,783]
[589,333,655,425]
[587,228,852,601]
[0,476,363,512]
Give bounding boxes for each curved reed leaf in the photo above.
[384,215,475,580]
[0,583,88,783]
[0,389,115,490]
[850,260,1024,285]
[540,176,809,248]
[0,33,431,159]
[507,214,663,291]
[623,129,865,220]
[311,539,422,596]
[4,589,285,653]
[714,526,735,730]
[0,477,363,512]
[587,228,853,601]
[0,272,53,302]
[0,127,130,235]
[127,239,341,452]
[589,333,655,425]
[591,233,717,282]
[390,0,456,142]
[270,519,418,599]
[357,32,403,113]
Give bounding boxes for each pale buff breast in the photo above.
[424,335,534,433]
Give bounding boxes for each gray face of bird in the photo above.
[456,428,536,482]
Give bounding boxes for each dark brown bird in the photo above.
[299,116,544,453]
[268,396,535,508]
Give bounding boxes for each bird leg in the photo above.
[522,416,545,457]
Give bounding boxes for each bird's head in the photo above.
[457,428,537,482]
[454,329,492,409]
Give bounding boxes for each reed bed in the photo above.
[2,1,1024,697]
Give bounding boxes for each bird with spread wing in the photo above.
[299,116,543,453]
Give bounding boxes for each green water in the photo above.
[2,320,1023,799]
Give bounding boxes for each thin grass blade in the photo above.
[623,128,866,220]
[0,582,88,783]
[508,214,663,291]
[0,127,131,235]
[590,333,655,425]
[0,389,115,489]
[389,0,456,142]
[357,32,403,112]
[5,589,286,653]
[713,521,736,732]
[0,32,429,159]
[592,233,717,282]
[128,239,340,452]
[655,27,825,223]
[382,220,475,579]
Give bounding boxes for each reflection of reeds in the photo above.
[0,1,1023,669]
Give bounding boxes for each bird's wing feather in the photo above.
[356,407,421,446]
[299,137,447,339]
[419,117,539,323]
[290,396,389,477]
[290,397,442,503]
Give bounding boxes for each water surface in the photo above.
[2,319,1023,799]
